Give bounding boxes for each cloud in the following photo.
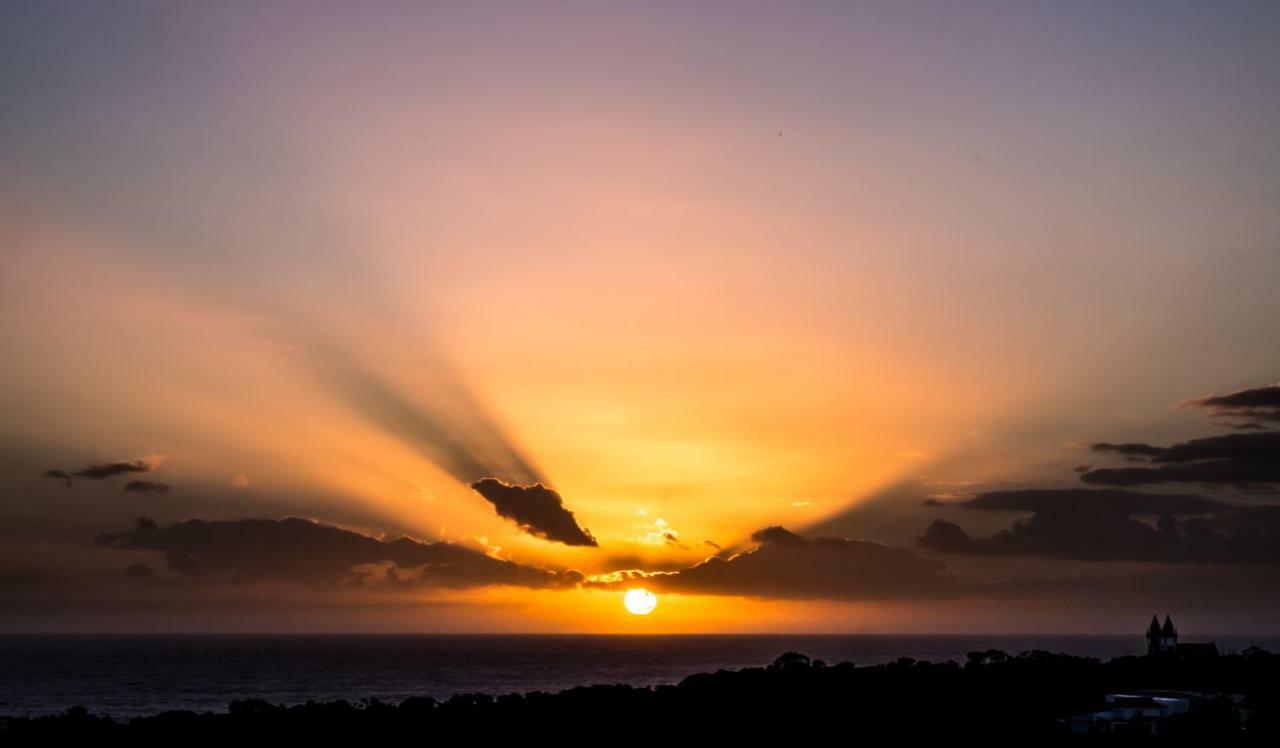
[630,516,691,549]
[469,478,597,547]
[95,517,577,589]
[73,459,153,479]
[122,481,171,495]
[918,488,1280,564]
[1090,442,1167,460]
[292,337,602,537]
[594,526,957,600]
[1080,431,1280,488]
[952,488,1226,515]
[1182,383,1280,426]
[44,457,160,484]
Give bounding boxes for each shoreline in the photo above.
[4,647,1277,739]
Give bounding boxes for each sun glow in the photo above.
[623,588,658,616]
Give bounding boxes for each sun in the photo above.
[623,588,658,615]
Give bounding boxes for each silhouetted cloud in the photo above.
[469,478,597,547]
[954,488,1226,515]
[750,526,808,547]
[123,481,170,495]
[1183,383,1280,426]
[73,460,152,479]
[44,458,157,485]
[918,488,1280,564]
[290,336,606,534]
[1091,442,1166,459]
[595,526,956,600]
[1081,431,1280,488]
[96,517,576,589]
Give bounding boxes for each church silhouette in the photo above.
[1145,614,1219,657]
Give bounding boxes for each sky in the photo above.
[2,0,1279,633]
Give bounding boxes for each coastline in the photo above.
[4,646,1278,740]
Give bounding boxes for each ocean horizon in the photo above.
[5,633,1279,718]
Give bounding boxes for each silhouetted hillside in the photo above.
[3,648,1277,742]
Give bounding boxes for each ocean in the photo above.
[3,634,1277,718]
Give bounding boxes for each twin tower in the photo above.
[1145,614,1218,657]
[1146,614,1178,655]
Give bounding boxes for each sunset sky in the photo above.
[3,1,1279,633]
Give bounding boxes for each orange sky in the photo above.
[3,2,1280,633]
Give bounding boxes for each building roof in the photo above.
[1108,696,1162,708]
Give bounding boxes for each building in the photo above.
[1146,614,1176,655]
[1145,614,1218,657]
[1065,693,1195,735]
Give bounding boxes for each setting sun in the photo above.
[623,588,658,616]
[2,1,1280,740]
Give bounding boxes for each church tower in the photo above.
[1146,614,1178,655]
[1162,614,1178,651]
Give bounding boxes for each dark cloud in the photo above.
[96,517,576,589]
[750,526,808,547]
[122,481,170,495]
[595,526,957,600]
[293,338,604,535]
[43,460,156,487]
[953,488,1226,515]
[1090,442,1166,459]
[1081,460,1280,487]
[72,460,152,479]
[469,478,597,547]
[43,459,159,489]
[1080,431,1280,488]
[1182,383,1280,425]
[918,488,1280,564]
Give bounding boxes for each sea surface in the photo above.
[3,634,1277,718]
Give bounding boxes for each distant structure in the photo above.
[1145,615,1218,657]
[1065,692,1198,736]
[1146,615,1177,655]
